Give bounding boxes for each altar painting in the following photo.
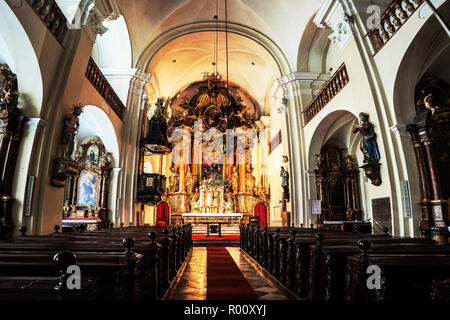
[85,144,99,165]
[78,170,99,206]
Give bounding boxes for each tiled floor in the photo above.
[167,247,290,300]
[226,247,290,300]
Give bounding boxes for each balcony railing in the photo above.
[85,57,126,120]
[28,0,68,45]
[303,64,349,125]
[368,0,424,53]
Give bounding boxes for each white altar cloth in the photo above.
[182,213,243,218]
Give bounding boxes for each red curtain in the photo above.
[156,202,169,226]
[254,203,267,226]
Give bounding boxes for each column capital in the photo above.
[314,0,353,49]
[277,72,329,97]
[25,118,48,133]
[129,70,152,95]
[389,124,409,138]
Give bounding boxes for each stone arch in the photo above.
[78,105,120,167]
[393,1,450,124]
[0,1,43,116]
[135,21,291,77]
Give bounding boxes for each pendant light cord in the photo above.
[225,0,229,96]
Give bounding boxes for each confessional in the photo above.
[315,142,362,225]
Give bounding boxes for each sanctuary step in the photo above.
[191,224,240,235]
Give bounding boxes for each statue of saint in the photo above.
[345,155,354,170]
[353,113,380,163]
[168,167,179,193]
[205,185,214,213]
[62,104,83,159]
[281,166,290,201]
[423,94,441,116]
[315,154,325,168]
[231,166,239,193]
[63,200,71,216]
[245,167,256,194]
[185,167,194,194]
[225,194,235,213]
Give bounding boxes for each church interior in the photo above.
[0,0,450,304]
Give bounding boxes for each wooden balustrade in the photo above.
[28,0,68,44]
[368,0,424,53]
[85,57,126,120]
[303,64,349,125]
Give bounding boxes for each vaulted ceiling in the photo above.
[110,0,321,111]
[118,0,320,68]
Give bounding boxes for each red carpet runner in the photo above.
[192,234,240,240]
[206,247,258,300]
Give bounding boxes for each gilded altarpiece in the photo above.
[162,75,269,225]
[315,142,362,224]
[62,139,112,230]
[408,78,449,243]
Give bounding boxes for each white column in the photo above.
[11,118,47,235]
[109,167,121,227]
[117,70,151,226]
[102,67,137,104]
[277,75,307,227]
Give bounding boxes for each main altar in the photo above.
[149,73,270,231]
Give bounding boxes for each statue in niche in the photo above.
[353,112,380,163]
[281,166,290,201]
[231,166,239,193]
[62,103,83,159]
[168,167,179,194]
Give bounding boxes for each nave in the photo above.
[0,223,449,301]
[166,247,291,300]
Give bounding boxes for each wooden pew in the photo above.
[0,251,96,300]
[0,238,143,300]
[0,224,193,300]
[345,240,450,300]
[308,236,448,300]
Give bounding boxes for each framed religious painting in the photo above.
[77,169,100,206]
[85,143,99,165]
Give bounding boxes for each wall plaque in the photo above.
[372,197,392,233]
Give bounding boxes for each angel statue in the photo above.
[353,112,380,163]
[62,103,83,159]
[172,105,197,127]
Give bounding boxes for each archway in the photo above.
[393,3,450,237]
[307,110,364,226]
[118,19,295,227]
[71,105,121,228]
[0,1,44,235]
